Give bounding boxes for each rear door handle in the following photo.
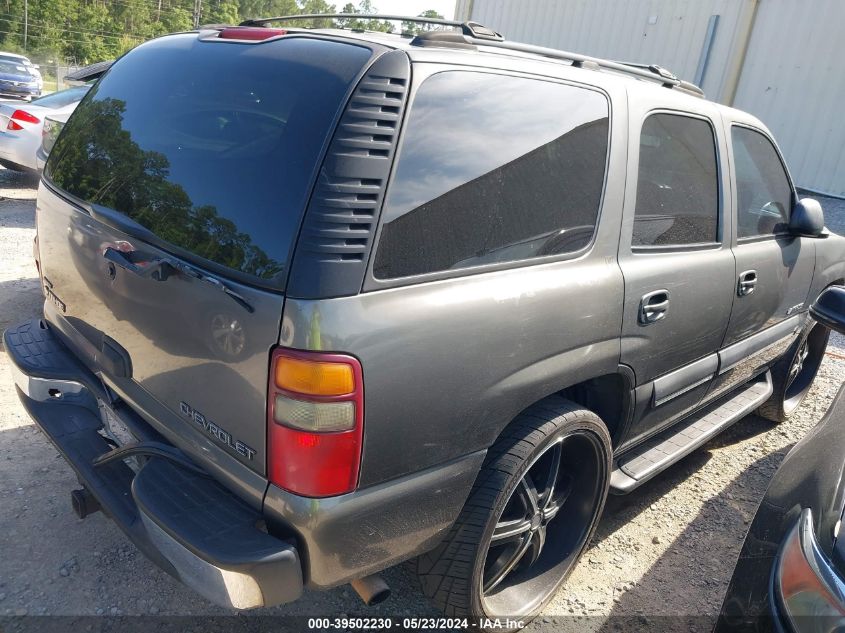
[639,289,670,324]
[738,270,758,296]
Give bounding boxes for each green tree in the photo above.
[402,9,445,35]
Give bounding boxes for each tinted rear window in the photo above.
[373,71,609,280]
[45,35,371,287]
[633,113,719,246]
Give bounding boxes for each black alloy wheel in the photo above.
[417,397,611,629]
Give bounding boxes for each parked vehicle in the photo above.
[0,51,43,97]
[32,63,113,171]
[0,84,90,172]
[35,112,70,171]
[6,14,845,628]
[717,285,845,633]
[0,56,41,100]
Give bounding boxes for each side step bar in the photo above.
[610,372,773,494]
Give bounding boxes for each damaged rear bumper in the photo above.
[5,318,303,609]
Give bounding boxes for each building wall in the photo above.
[456,0,845,197]
[732,0,845,197]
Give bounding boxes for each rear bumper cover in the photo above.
[5,318,303,609]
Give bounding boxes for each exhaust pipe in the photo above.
[350,574,391,606]
[71,488,101,519]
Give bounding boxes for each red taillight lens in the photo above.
[219,26,287,40]
[268,348,363,497]
[7,109,39,131]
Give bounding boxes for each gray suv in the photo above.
[6,14,845,627]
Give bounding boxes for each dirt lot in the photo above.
[1,166,844,630]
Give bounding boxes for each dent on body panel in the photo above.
[281,258,623,484]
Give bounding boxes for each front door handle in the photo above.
[738,270,758,296]
[639,289,670,324]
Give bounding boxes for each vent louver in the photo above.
[287,50,411,299]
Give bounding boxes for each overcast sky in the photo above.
[370,0,457,20]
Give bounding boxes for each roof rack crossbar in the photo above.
[462,37,704,97]
[239,13,504,41]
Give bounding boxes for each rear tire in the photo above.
[757,319,830,423]
[416,397,611,630]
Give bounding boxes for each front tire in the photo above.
[416,397,611,629]
[758,319,830,423]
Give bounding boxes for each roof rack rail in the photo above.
[461,38,705,97]
[239,13,504,41]
[236,13,702,97]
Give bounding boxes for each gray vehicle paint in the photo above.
[19,27,845,595]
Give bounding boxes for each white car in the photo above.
[0,84,89,172]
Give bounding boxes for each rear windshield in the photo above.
[45,34,372,287]
[31,85,89,109]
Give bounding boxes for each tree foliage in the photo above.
[0,0,444,64]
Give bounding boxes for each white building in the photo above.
[454,0,845,197]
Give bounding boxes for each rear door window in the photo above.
[45,35,372,288]
[372,71,609,280]
[633,113,719,247]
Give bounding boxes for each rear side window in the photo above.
[633,113,719,246]
[731,126,793,238]
[45,35,372,287]
[373,71,609,279]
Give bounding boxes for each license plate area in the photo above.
[97,399,141,472]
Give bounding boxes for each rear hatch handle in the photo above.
[86,201,254,313]
[103,247,254,314]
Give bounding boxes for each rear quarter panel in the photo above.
[281,69,629,486]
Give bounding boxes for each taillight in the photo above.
[7,109,39,131]
[268,348,364,497]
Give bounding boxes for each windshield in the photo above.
[0,60,28,75]
[45,35,372,287]
[30,85,89,109]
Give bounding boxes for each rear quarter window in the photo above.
[45,34,372,287]
[372,71,609,280]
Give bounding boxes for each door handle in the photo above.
[103,246,175,281]
[639,289,670,324]
[738,270,758,296]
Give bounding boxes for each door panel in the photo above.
[620,250,735,444]
[618,106,735,447]
[709,239,812,398]
[712,122,816,398]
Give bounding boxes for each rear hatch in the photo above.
[38,31,374,474]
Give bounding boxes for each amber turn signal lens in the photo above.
[274,356,355,396]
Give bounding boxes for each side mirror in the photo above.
[790,198,825,237]
[810,285,845,335]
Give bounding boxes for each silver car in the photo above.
[0,84,89,172]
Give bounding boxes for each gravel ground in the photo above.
[0,169,843,631]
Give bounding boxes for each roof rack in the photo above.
[238,14,703,98]
[239,13,504,41]
[459,36,705,97]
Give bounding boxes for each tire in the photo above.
[416,397,611,629]
[757,319,830,423]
